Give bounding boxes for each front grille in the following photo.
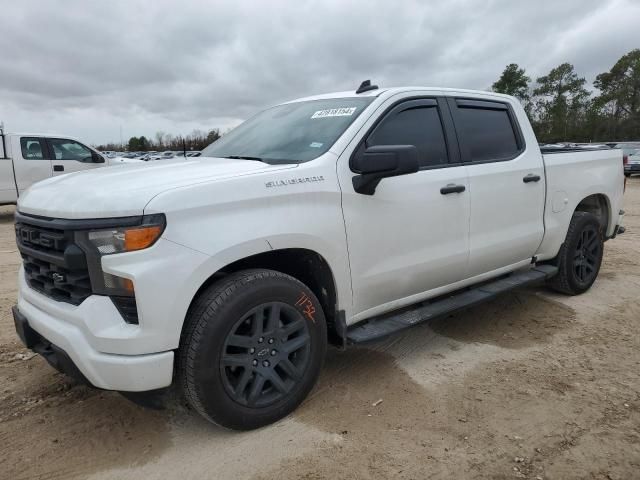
[16,221,92,305]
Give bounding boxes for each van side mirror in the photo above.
[351,145,419,195]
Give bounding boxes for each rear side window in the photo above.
[367,101,448,168]
[20,137,47,160]
[454,101,520,162]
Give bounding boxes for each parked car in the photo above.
[147,151,175,161]
[0,131,135,205]
[626,150,640,176]
[571,143,611,150]
[12,83,625,430]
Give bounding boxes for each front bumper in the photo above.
[13,223,210,391]
[625,164,640,173]
[14,292,174,392]
[13,306,91,385]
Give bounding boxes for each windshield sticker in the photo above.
[311,107,357,119]
[309,142,323,148]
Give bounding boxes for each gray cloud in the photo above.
[1,0,638,144]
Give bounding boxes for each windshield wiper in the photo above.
[224,155,265,162]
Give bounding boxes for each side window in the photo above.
[366,101,449,168]
[20,137,47,160]
[454,101,520,162]
[48,138,93,161]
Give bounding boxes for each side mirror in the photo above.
[92,152,105,163]
[351,145,419,195]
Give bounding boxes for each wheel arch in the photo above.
[574,193,611,235]
[183,248,344,347]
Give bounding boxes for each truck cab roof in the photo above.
[4,132,83,142]
[286,86,515,105]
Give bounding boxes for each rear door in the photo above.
[11,136,53,193]
[448,97,545,277]
[47,138,104,176]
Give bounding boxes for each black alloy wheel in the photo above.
[547,211,604,295]
[178,269,327,430]
[573,223,601,285]
[220,302,311,408]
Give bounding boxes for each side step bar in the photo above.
[346,265,558,344]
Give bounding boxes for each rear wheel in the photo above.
[178,269,326,430]
[547,211,604,295]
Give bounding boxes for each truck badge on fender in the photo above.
[265,176,325,188]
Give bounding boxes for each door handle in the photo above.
[440,184,466,195]
[523,173,540,183]
[53,165,64,172]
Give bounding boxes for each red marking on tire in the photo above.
[295,292,316,322]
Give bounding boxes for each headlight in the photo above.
[87,218,165,254]
[75,214,166,310]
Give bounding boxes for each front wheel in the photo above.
[178,269,327,430]
[547,211,604,295]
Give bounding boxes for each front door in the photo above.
[47,138,103,176]
[339,96,470,320]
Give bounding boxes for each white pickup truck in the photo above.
[0,131,133,205]
[12,82,625,430]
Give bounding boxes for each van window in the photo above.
[20,138,47,160]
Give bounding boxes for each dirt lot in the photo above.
[1,180,639,480]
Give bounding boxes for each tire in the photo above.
[547,211,604,295]
[178,269,327,430]
[625,173,631,178]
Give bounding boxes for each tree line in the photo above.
[97,128,221,152]
[492,49,640,143]
[98,49,639,151]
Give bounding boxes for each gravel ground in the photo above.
[1,179,639,480]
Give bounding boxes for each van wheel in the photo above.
[547,211,604,295]
[178,269,327,430]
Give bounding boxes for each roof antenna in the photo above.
[356,79,378,94]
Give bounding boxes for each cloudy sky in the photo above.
[1,0,638,146]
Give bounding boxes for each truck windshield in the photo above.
[201,97,375,164]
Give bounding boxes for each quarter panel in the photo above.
[0,157,16,203]
[537,150,624,260]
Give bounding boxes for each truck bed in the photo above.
[536,147,624,261]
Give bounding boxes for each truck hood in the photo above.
[17,158,296,219]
